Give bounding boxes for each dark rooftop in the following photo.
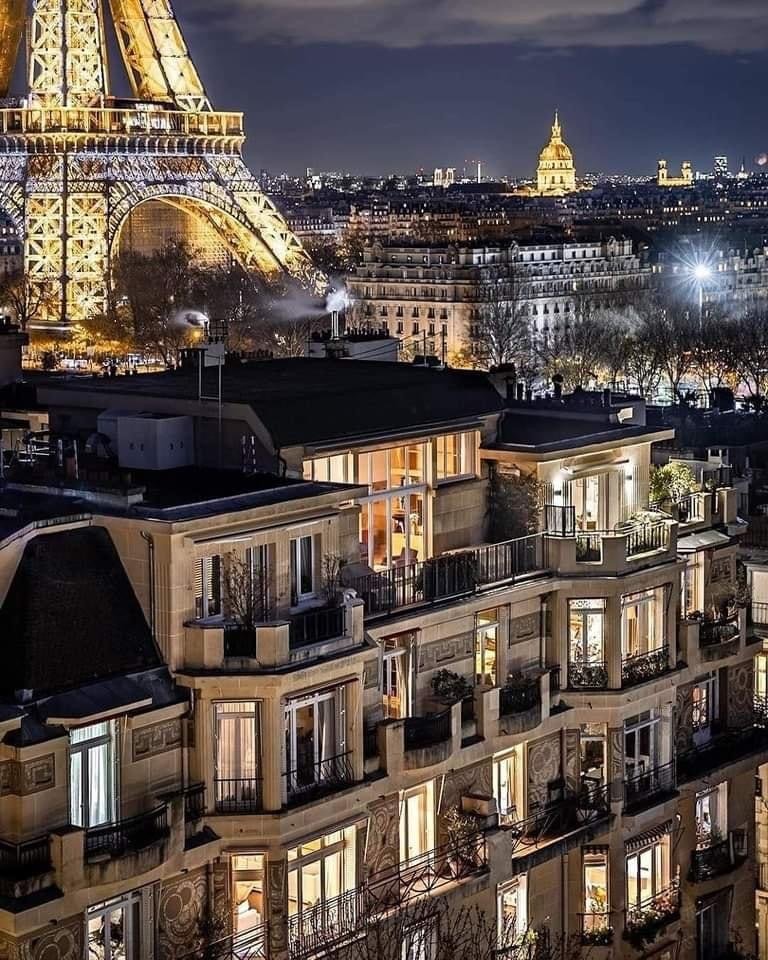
[495,413,670,452]
[0,526,160,699]
[39,358,504,448]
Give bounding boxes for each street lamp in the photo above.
[692,263,712,325]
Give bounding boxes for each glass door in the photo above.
[284,690,344,794]
[70,721,116,828]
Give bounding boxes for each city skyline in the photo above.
[178,1,768,177]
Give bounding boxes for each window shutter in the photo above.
[194,558,204,617]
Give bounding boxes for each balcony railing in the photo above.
[624,880,680,942]
[288,888,364,959]
[84,805,168,859]
[576,532,603,563]
[404,709,452,750]
[289,605,345,648]
[690,830,747,882]
[0,835,51,895]
[499,680,540,716]
[368,833,487,906]
[205,923,268,960]
[626,522,669,557]
[702,464,733,491]
[624,761,676,813]
[347,535,548,617]
[568,659,609,689]
[700,613,740,648]
[621,645,670,687]
[750,602,768,628]
[285,752,354,803]
[545,504,576,538]
[677,718,768,782]
[184,783,206,823]
[580,913,614,946]
[548,665,561,693]
[0,106,244,139]
[501,784,610,854]
[214,778,264,814]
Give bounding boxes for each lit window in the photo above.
[232,853,265,933]
[87,890,153,960]
[493,752,517,824]
[583,850,610,936]
[435,432,476,481]
[498,877,527,948]
[70,722,116,828]
[400,782,435,864]
[625,837,670,914]
[290,535,315,604]
[475,608,498,686]
[214,702,262,812]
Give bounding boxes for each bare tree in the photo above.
[639,293,698,402]
[691,305,737,395]
[534,308,616,391]
[0,270,56,331]
[223,552,270,631]
[730,305,768,409]
[470,263,536,372]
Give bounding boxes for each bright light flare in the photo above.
[693,264,712,282]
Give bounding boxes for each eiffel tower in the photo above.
[0,0,318,327]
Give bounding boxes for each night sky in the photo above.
[89,1,768,178]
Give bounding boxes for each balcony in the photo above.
[545,505,675,575]
[690,830,747,883]
[368,833,488,907]
[285,753,355,806]
[214,778,264,815]
[699,613,740,649]
[621,645,670,688]
[624,880,680,947]
[0,835,53,899]
[85,804,169,860]
[501,783,610,854]
[624,761,676,814]
[499,679,540,716]
[749,602,768,633]
[206,923,268,960]
[289,605,346,648]
[677,719,768,782]
[404,709,452,751]
[346,534,549,619]
[288,888,363,959]
[568,659,609,690]
[580,913,614,946]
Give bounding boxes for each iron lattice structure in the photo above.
[0,0,318,326]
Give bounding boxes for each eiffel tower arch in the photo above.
[0,0,319,328]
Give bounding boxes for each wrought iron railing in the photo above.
[677,716,768,782]
[205,922,269,960]
[288,888,365,958]
[626,521,669,558]
[750,602,768,627]
[347,535,548,617]
[367,833,487,906]
[621,645,669,687]
[545,504,576,538]
[285,753,354,802]
[755,695,768,727]
[625,880,680,938]
[214,778,264,814]
[289,605,345,648]
[84,805,168,858]
[575,532,603,563]
[624,761,676,812]
[500,784,610,854]
[404,709,452,750]
[580,913,613,945]
[700,613,740,647]
[690,830,747,882]
[499,681,540,716]
[184,783,206,823]
[0,835,51,883]
[568,660,609,689]
[548,665,561,693]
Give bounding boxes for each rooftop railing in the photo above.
[84,804,168,859]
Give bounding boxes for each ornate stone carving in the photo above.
[510,613,538,648]
[133,718,183,762]
[366,795,400,876]
[158,868,209,960]
[527,733,561,809]
[0,755,55,797]
[267,859,288,954]
[676,682,695,753]
[19,916,81,960]
[729,661,754,728]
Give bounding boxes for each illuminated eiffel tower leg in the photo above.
[0,0,319,329]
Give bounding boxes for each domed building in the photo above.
[536,111,576,196]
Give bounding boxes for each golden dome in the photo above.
[538,111,573,164]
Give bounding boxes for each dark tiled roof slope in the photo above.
[0,526,159,698]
